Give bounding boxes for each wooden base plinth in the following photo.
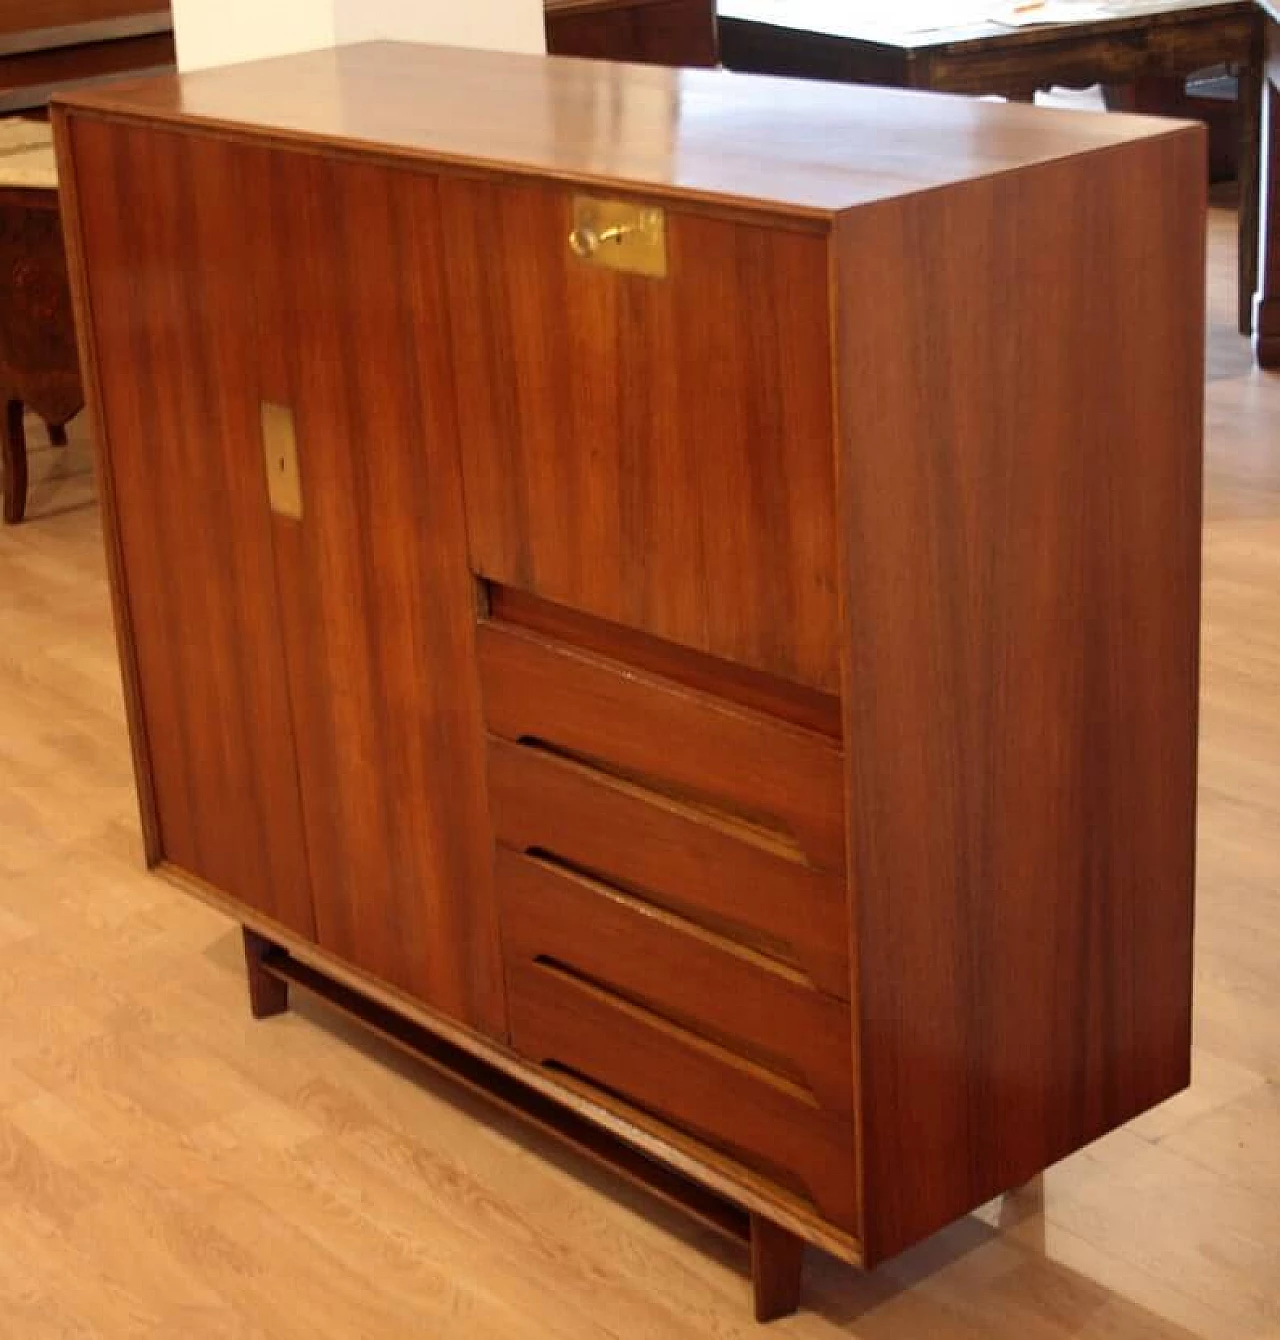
[241,928,809,1322]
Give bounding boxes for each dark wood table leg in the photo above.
[749,1214,805,1323]
[1257,16,1280,369]
[2,399,27,524]
[48,421,68,446]
[1238,26,1265,336]
[243,927,289,1019]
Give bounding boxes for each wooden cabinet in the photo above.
[544,0,717,67]
[54,42,1204,1320]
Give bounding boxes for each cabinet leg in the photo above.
[48,422,68,447]
[3,400,28,525]
[749,1214,805,1323]
[243,928,288,1019]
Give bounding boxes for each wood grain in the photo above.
[488,586,843,737]
[833,130,1206,1262]
[53,42,1195,219]
[478,621,847,872]
[0,0,166,35]
[487,737,851,999]
[495,847,853,1112]
[62,117,505,1034]
[444,176,840,691]
[237,144,505,1037]
[59,118,316,938]
[506,957,859,1230]
[544,0,717,67]
[242,927,287,1020]
[0,33,174,114]
[749,1214,805,1323]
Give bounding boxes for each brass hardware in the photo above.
[569,196,666,278]
[261,402,302,520]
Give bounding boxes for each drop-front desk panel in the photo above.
[53,43,1204,1321]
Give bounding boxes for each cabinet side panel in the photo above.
[62,115,315,937]
[836,132,1204,1261]
[240,150,505,1037]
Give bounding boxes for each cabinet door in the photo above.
[441,176,839,694]
[69,121,315,938]
[241,150,504,1037]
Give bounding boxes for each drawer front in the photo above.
[497,848,853,1113]
[489,736,849,998]
[478,621,846,873]
[506,956,859,1231]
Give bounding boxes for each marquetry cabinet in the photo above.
[54,43,1204,1321]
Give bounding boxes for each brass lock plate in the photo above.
[261,402,302,520]
[569,196,667,278]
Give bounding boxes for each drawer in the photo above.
[506,955,859,1231]
[488,736,850,999]
[496,847,853,1114]
[478,621,846,873]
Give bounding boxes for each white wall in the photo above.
[172,0,335,71]
[173,0,544,72]
[334,0,545,53]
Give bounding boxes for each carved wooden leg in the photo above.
[2,400,27,525]
[48,422,68,447]
[243,928,289,1019]
[749,1214,805,1323]
[1257,20,1280,368]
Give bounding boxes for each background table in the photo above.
[1256,0,1279,364]
[719,0,1265,336]
[0,122,80,524]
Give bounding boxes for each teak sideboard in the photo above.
[53,44,1204,1322]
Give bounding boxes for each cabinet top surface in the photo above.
[56,40,1188,215]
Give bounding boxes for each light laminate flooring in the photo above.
[0,204,1277,1339]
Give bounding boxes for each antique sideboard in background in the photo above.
[544,0,717,65]
[0,2,173,113]
[0,3,175,522]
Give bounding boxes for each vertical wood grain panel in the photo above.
[834,133,1205,1261]
[65,117,314,937]
[441,177,840,692]
[241,150,505,1037]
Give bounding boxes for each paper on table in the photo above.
[989,1,1114,26]
[723,0,999,37]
